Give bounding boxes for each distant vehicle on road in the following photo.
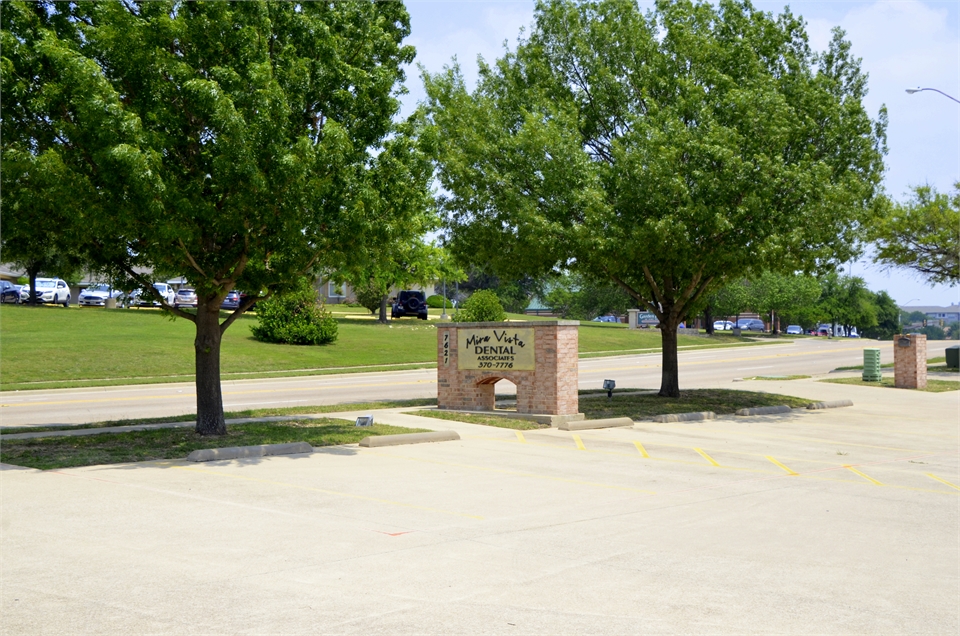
[79,284,123,307]
[736,318,765,332]
[0,280,21,304]
[392,290,428,320]
[592,315,619,323]
[19,278,71,306]
[174,288,198,308]
[713,320,735,331]
[220,291,241,310]
[127,283,176,308]
[785,325,803,335]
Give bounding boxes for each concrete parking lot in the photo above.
[2,379,958,634]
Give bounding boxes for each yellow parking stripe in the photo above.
[694,448,720,467]
[515,431,526,443]
[573,435,586,451]
[766,456,798,476]
[926,473,960,491]
[844,465,883,485]
[633,441,650,458]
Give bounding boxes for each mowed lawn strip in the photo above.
[0,306,765,390]
[0,398,439,435]
[820,377,959,392]
[0,420,427,470]
[403,389,812,426]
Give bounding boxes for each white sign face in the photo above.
[458,328,535,371]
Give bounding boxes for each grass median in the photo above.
[405,389,813,427]
[0,305,771,391]
[0,419,428,470]
[820,377,959,392]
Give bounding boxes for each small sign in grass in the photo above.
[0,420,427,470]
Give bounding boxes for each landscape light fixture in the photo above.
[355,415,374,427]
[603,379,616,400]
[904,87,960,104]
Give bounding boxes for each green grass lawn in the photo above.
[0,419,427,470]
[820,376,959,392]
[0,305,766,390]
[404,389,812,425]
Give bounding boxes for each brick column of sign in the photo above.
[893,333,927,389]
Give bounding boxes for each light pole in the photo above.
[905,87,960,104]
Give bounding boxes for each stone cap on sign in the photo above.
[439,320,580,328]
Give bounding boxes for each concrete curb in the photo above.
[653,411,716,423]
[735,405,793,416]
[559,417,634,431]
[186,442,313,462]
[359,431,460,447]
[432,408,584,428]
[807,399,854,410]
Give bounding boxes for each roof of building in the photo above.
[899,305,960,314]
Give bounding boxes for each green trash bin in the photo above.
[862,348,881,382]
[946,346,959,370]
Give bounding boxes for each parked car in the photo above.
[392,290,429,320]
[174,288,198,308]
[785,325,803,335]
[736,318,765,332]
[79,284,123,307]
[713,320,735,331]
[592,315,619,323]
[127,283,176,307]
[18,278,71,306]
[0,280,21,304]
[220,290,241,310]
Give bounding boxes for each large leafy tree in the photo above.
[816,272,878,335]
[749,271,821,334]
[870,183,960,286]
[424,0,886,396]
[2,1,416,434]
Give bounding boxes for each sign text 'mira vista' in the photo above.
[457,328,536,371]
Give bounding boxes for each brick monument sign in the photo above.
[437,321,582,424]
[894,333,927,389]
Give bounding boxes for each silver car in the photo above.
[174,288,198,308]
[79,284,123,307]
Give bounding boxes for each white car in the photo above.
[128,283,176,307]
[19,278,71,306]
[79,284,123,307]
[713,320,735,331]
[785,325,803,335]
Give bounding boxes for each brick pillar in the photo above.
[893,334,927,389]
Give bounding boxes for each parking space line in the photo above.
[926,473,960,491]
[844,465,883,485]
[173,466,484,519]
[694,448,720,467]
[573,435,586,451]
[766,456,798,476]
[515,431,526,444]
[633,441,650,458]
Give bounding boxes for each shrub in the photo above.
[252,285,338,345]
[426,294,450,309]
[453,289,506,322]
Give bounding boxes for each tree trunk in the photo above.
[194,300,226,436]
[378,294,389,324]
[704,305,714,335]
[27,265,40,305]
[771,310,779,335]
[658,317,681,397]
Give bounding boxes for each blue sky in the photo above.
[401,0,959,307]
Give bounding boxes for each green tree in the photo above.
[705,280,751,325]
[2,1,416,434]
[870,183,960,286]
[816,272,878,335]
[859,290,899,340]
[544,272,634,320]
[749,272,821,334]
[424,0,886,396]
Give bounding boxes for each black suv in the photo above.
[392,290,429,320]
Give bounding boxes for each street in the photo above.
[1,337,950,427]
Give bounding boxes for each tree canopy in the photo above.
[870,183,960,286]
[2,1,419,433]
[425,0,887,395]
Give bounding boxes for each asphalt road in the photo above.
[1,337,951,428]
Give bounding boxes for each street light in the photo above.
[905,87,960,104]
